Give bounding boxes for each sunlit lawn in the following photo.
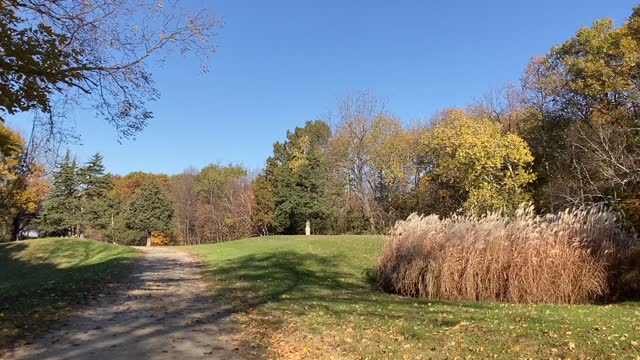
[0,238,138,348]
[186,235,640,359]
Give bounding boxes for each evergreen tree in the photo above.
[78,153,112,232]
[271,159,298,234]
[290,148,331,233]
[38,150,81,236]
[125,182,174,246]
[257,120,333,235]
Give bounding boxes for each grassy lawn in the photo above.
[186,235,640,359]
[0,238,138,348]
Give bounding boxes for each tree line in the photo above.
[11,153,253,245]
[2,5,640,242]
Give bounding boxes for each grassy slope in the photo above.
[0,238,137,348]
[186,235,640,359]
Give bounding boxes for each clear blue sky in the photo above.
[7,0,638,175]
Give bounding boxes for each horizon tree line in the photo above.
[2,5,640,242]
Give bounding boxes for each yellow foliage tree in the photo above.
[425,109,536,214]
[0,123,49,240]
[0,123,23,182]
[0,123,25,239]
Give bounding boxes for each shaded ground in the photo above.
[4,247,250,360]
[0,239,137,347]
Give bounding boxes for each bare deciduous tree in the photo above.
[3,0,221,137]
[331,91,388,232]
[170,167,199,245]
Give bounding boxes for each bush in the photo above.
[373,206,640,304]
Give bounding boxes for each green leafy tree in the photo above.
[106,172,170,244]
[288,148,331,233]
[125,182,174,246]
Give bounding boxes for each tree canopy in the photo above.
[125,182,174,244]
[1,0,221,136]
[255,120,333,235]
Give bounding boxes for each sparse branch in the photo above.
[1,0,222,139]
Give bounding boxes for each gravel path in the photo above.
[5,247,247,360]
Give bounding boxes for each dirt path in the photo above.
[5,247,248,360]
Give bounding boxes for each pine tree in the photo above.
[260,120,333,235]
[38,150,81,236]
[294,148,330,233]
[78,153,112,232]
[271,160,298,234]
[125,182,174,246]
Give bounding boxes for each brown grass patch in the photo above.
[374,206,640,304]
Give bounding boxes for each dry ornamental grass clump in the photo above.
[374,206,640,304]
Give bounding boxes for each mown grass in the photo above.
[0,238,138,348]
[185,235,640,359]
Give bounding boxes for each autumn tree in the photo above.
[330,92,402,232]
[424,109,536,214]
[170,168,199,244]
[513,6,640,229]
[194,164,253,242]
[9,162,48,241]
[367,117,417,227]
[0,122,27,240]
[0,5,80,123]
[0,123,23,204]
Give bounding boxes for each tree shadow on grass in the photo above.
[203,251,498,328]
[0,241,135,350]
[202,249,632,338]
[205,251,354,311]
[1,246,255,360]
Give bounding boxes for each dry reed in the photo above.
[373,206,640,304]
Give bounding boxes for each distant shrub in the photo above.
[373,206,640,304]
[150,231,173,246]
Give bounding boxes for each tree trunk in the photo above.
[355,163,376,234]
[146,231,152,247]
[305,220,311,236]
[362,196,376,233]
[10,211,23,241]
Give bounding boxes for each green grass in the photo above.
[0,238,138,348]
[185,235,640,359]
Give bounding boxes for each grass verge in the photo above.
[185,235,640,359]
[0,238,138,349]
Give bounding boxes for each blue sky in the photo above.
[7,1,638,175]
